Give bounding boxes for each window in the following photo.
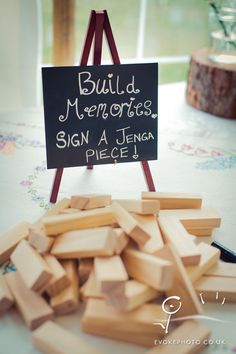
[42,0,209,83]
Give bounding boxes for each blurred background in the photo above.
[0,0,211,111]
[42,0,209,83]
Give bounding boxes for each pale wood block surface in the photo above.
[51,227,116,259]
[44,254,70,297]
[159,208,221,229]
[0,221,30,265]
[59,208,80,214]
[71,194,111,210]
[0,274,14,315]
[194,275,236,302]
[186,228,213,237]
[81,269,104,300]
[32,320,102,354]
[205,261,236,278]
[78,258,93,285]
[142,192,202,209]
[122,248,173,291]
[108,279,160,311]
[50,260,79,315]
[158,216,201,266]
[112,202,151,246]
[146,320,210,354]
[28,226,54,254]
[11,240,53,293]
[188,233,197,242]
[186,242,220,283]
[5,271,53,330]
[133,214,164,255]
[94,255,128,294]
[82,298,167,347]
[113,228,129,255]
[113,199,160,215]
[33,198,71,229]
[45,198,71,215]
[156,244,202,317]
[43,206,115,236]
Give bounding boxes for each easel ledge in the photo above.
[50,10,156,203]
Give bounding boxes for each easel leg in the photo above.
[86,12,104,171]
[50,168,64,203]
[49,10,156,202]
[141,161,156,192]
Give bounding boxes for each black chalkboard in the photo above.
[42,63,158,169]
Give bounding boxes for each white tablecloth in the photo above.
[0,82,236,354]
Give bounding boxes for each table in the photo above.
[0,82,236,354]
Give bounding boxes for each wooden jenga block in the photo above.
[112,202,151,246]
[122,248,173,291]
[142,192,202,209]
[82,298,166,347]
[107,280,161,311]
[44,255,70,297]
[206,261,236,278]
[0,274,14,315]
[146,320,210,354]
[186,228,213,237]
[186,242,220,282]
[32,320,102,354]
[81,269,104,300]
[50,260,79,315]
[194,276,236,303]
[113,199,160,215]
[113,228,129,254]
[159,207,221,229]
[43,206,115,236]
[71,194,111,210]
[28,226,54,254]
[44,198,71,217]
[158,217,201,266]
[188,233,197,243]
[94,255,128,296]
[5,271,53,330]
[59,208,80,214]
[0,221,30,265]
[133,214,164,255]
[11,240,53,293]
[78,258,93,285]
[51,227,116,259]
[33,198,71,229]
[156,244,202,317]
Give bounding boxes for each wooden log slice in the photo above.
[186,48,236,119]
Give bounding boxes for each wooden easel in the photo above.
[50,10,156,203]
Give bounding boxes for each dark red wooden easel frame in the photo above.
[50,10,156,203]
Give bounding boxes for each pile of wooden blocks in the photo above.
[0,192,236,354]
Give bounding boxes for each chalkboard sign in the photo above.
[42,63,158,169]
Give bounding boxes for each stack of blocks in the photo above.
[0,192,235,354]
